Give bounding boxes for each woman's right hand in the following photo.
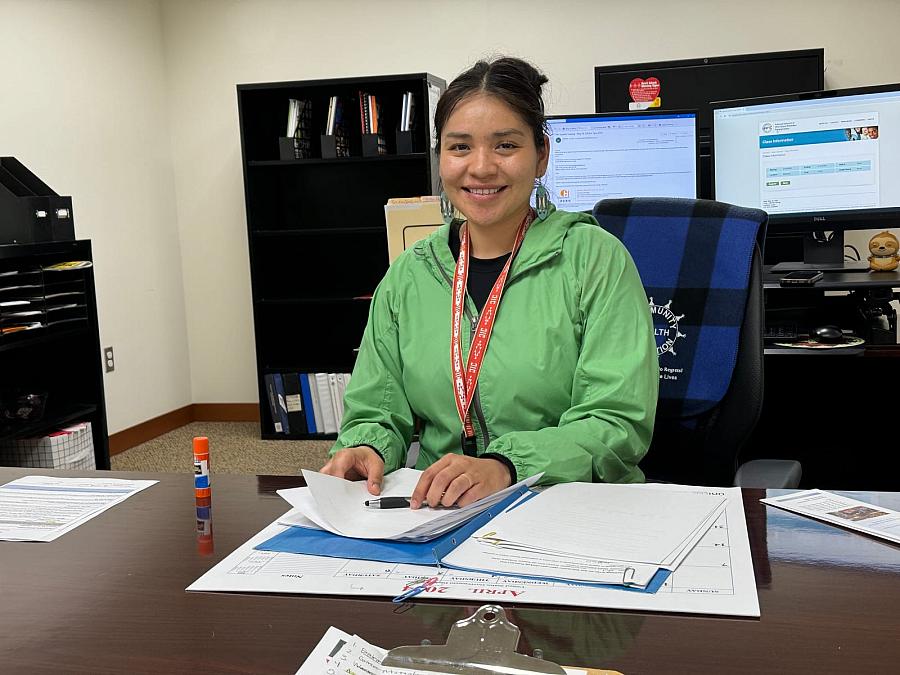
[320,446,385,495]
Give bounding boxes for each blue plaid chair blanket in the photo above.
[592,197,767,421]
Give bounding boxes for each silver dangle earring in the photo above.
[440,190,456,226]
[534,179,552,221]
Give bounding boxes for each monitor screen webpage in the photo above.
[713,86,900,227]
[543,112,698,212]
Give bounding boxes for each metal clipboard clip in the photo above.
[381,604,566,674]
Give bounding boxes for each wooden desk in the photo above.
[2,468,899,674]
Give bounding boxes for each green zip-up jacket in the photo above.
[331,208,659,485]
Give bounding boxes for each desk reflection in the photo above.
[195,494,214,555]
[404,603,644,668]
[763,489,900,572]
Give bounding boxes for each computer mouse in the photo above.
[812,325,843,344]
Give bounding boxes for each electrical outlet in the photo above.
[104,346,115,373]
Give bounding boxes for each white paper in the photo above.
[762,489,900,544]
[441,484,724,588]
[188,485,758,617]
[277,506,322,530]
[295,626,387,674]
[296,624,585,674]
[297,468,539,541]
[0,475,157,542]
[443,497,724,588]
[468,482,724,564]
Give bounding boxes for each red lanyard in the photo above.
[450,210,533,449]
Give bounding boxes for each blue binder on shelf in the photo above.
[298,373,317,433]
[272,373,291,435]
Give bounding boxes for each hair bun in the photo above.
[433,55,550,153]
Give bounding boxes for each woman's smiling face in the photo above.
[439,93,548,233]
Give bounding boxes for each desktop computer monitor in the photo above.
[594,49,824,142]
[712,83,900,271]
[542,111,699,213]
[595,49,824,198]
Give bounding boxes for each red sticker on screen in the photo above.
[629,77,661,102]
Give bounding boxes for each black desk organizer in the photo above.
[0,157,75,245]
[320,132,351,159]
[278,136,313,160]
[395,130,416,155]
[361,132,387,157]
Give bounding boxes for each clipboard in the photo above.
[381,605,621,675]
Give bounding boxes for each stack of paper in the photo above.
[278,468,537,542]
[0,475,157,542]
[441,483,726,590]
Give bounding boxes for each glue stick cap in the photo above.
[193,436,211,497]
[193,436,209,457]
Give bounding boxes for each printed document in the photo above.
[0,475,157,542]
[442,484,725,588]
[451,482,725,561]
[762,489,900,544]
[290,468,538,541]
[296,625,587,675]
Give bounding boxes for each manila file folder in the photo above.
[385,197,442,263]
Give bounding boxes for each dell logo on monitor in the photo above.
[813,216,827,222]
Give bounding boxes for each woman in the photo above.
[322,57,658,508]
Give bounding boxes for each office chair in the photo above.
[592,197,801,488]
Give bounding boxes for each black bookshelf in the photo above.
[0,240,109,468]
[237,73,446,440]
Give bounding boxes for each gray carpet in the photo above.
[110,421,332,475]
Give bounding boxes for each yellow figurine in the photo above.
[867,230,900,272]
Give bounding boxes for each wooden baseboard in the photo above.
[192,403,260,422]
[109,403,260,455]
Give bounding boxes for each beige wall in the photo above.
[0,0,191,433]
[161,0,900,405]
[4,1,899,427]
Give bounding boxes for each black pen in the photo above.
[365,497,442,509]
[364,497,415,509]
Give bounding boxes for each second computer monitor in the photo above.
[543,111,699,212]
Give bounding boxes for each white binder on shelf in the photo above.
[305,373,325,435]
[315,373,338,434]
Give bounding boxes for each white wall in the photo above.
[5,1,899,428]
[0,0,191,433]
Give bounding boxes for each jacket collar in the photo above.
[421,207,591,284]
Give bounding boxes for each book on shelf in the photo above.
[335,372,349,413]
[305,373,325,434]
[326,96,336,136]
[327,373,342,430]
[299,374,317,434]
[357,91,386,155]
[283,98,313,159]
[264,374,282,434]
[262,371,353,436]
[314,373,338,434]
[282,372,308,434]
[400,91,416,132]
[273,373,292,435]
[357,91,368,135]
[286,99,300,137]
[322,96,350,158]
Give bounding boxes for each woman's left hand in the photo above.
[410,454,512,508]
